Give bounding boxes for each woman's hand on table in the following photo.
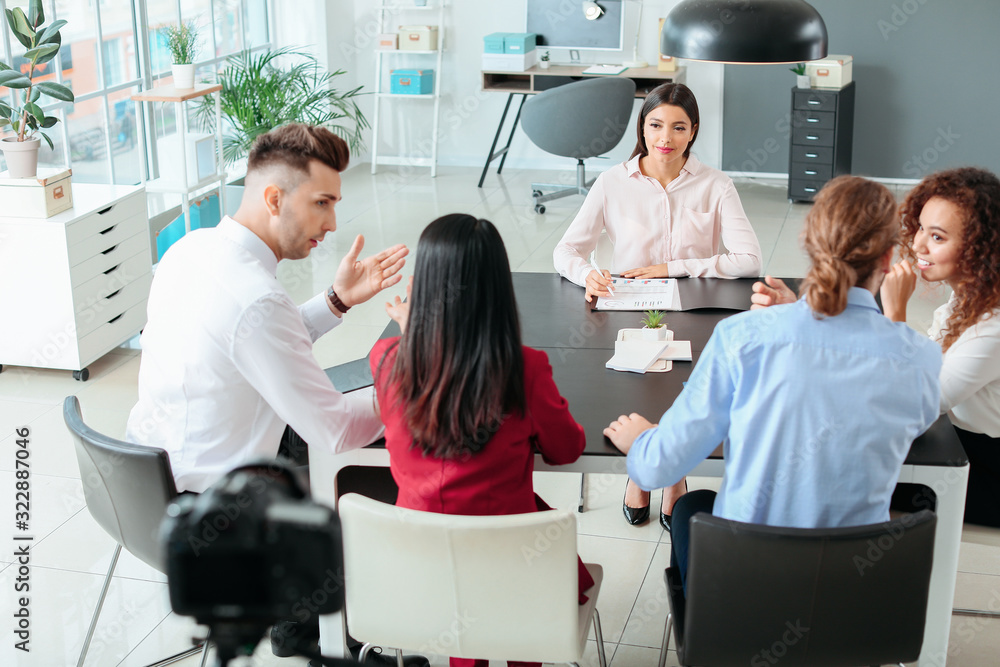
[750,275,796,309]
[385,276,412,333]
[604,413,656,454]
[880,260,917,322]
[621,264,669,279]
[585,269,614,303]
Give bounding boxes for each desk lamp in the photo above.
[660,0,827,64]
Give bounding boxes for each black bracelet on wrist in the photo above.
[327,286,351,313]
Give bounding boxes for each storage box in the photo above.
[0,167,73,218]
[481,50,537,72]
[157,132,218,187]
[504,32,536,54]
[390,69,435,95]
[483,32,509,54]
[806,55,853,89]
[377,33,398,50]
[398,25,439,51]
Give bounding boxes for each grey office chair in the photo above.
[660,510,937,667]
[63,396,207,667]
[519,77,636,213]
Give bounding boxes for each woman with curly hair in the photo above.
[880,167,1000,527]
[752,167,1000,527]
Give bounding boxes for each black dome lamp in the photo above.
[661,0,828,64]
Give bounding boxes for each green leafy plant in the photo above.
[0,0,75,147]
[789,62,806,75]
[641,310,665,329]
[540,50,550,62]
[196,47,369,166]
[160,21,198,65]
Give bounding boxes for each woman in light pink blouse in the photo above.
[552,83,762,530]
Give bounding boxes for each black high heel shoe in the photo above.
[659,480,689,533]
[622,480,650,525]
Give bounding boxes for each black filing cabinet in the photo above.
[788,81,855,202]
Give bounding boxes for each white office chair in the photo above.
[338,493,607,666]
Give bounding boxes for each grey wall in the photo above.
[722,0,999,180]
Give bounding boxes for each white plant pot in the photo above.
[640,326,672,341]
[796,75,811,89]
[1,136,41,179]
[172,63,196,89]
[539,60,550,69]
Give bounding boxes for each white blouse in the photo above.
[929,294,1000,437]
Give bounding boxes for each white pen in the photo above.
[590,259,615,296]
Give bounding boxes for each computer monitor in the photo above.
[526,0,625,52]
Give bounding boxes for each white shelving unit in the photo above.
[371,2,446,177]
[131,83,227,242]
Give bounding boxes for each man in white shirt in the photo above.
[126,124,408,493]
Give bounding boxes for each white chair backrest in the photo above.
[339,493,581,662]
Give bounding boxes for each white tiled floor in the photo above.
[1,163,998,666]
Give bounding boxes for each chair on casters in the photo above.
[339,493,607,666]
[659,510,937,667]
[519,77,636,214]
[63,396,208,667]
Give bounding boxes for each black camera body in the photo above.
[161,462,344,626]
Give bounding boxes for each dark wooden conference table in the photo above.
[313,272,968,666]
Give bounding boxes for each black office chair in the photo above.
[660,510,937,667]
[519,76,636,213]
[63,396,207,667]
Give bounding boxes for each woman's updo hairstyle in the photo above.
[799,176,899,318]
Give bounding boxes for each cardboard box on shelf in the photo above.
[0,167,73,218]
[398,25,438,51]
[807,55,853,89]
[481,50,537,72]
[390,69,435,95]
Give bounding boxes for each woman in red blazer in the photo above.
[370,214,594,667]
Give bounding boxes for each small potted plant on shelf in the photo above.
[161,21,199,89]
[539,50,550,69]
[640,310,669,341]
[791,62,810,89]
[0,0,75,179]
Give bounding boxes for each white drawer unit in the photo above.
[0,184,151,381]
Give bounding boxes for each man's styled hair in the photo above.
[247,124,350,180]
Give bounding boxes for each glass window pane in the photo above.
[147,0,181,77]
[247,0,269,48]
[98,0,138,87]
[55,0,99,98]
[180,0,212,62]
[67,105,110,183]
[109,89,140,185]
[213,0,243,57]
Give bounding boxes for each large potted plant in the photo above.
[0,0,75,178]
[197,47,368,168]
[160,21,198,89]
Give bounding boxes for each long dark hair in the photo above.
[899,167,1000,351]
[380,214,525,458]
[630,83,700,160]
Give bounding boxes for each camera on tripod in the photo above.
[160,462,348,665]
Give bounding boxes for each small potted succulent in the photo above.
[160,21,198,89]
[640,310,670,341]
[539,50,550,69]
[0,0,75,178]
[791,62,810,89]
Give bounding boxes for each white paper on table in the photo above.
[595,278,681,311]
[605,339,670,373]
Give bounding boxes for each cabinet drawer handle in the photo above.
[98,205,114,215]
[101,244,119,255]
[105,289,122,299]
[99,224,117,235]
[806,135,820,141]
[808,99,821,105]
[107,313,124,324]
[102,264,121,275]
[805,153,818,158]
[804,187,817,193]
[805,170,818,175]
[807,117,820,123]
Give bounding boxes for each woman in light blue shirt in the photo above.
[603,176,942,591]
